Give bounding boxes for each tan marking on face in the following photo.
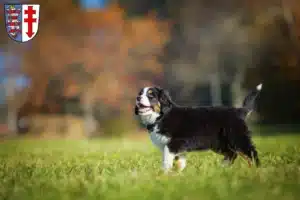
[153,103,161,113]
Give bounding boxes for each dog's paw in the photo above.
[173,158,186,172]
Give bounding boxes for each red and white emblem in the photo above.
[5,4,40,43]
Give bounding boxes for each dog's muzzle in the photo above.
[136,103,152,114]
[136,102,161,115]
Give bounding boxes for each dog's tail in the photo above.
[242,83,263,115]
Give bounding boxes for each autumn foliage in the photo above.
[14,1,170,133]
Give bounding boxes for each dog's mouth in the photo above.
[136,103,153,113]
[138,103,151,109]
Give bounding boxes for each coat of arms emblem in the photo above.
[4,4,40,43]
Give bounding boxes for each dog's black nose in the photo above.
[136,96,141,101]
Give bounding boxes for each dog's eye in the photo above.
[147,92,154,99]
[147,90,154,97]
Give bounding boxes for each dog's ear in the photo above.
[155,87,171,104]
[154,87,172,113]
[134,105,138,115]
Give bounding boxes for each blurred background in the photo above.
[0,0,300,139]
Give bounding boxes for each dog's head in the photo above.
[134,87,172,125]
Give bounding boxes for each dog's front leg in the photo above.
[162,145,175,173]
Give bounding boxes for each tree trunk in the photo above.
[209,73,222,106]
[231,68,246,107]
[82,93,97,138]
[5,76,17,134]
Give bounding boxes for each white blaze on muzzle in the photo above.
[139,87,151,107]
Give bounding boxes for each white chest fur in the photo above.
[139,111,160,125]
[149,125,170,151]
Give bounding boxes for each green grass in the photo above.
[0,134,300,200]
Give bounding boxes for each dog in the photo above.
[134,84,263,172]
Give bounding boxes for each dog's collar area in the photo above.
[146,115,163,131]
[146,124,155,132]
[144,107,173,132]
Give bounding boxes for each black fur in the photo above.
[135,85,262,167]
[157,105,259,166]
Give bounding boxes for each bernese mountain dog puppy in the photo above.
[134,84,263,173]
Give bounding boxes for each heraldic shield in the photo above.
[4,4,40,43]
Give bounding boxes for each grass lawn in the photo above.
[0,132,300,200]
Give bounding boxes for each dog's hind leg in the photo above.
[222,150,238,166]
[240,147,260,167]
[217,129,238,166]
[235,135,260,167]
